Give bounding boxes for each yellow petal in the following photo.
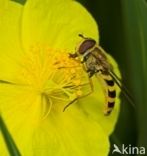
[32,110,109,156]
[21,0,98,51]
[0,0,24,81]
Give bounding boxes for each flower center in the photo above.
[17,45,90,118]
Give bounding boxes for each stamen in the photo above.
[17,45,90,119]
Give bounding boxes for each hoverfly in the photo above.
[64,34,135,115]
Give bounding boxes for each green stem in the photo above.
[0,115,21,156]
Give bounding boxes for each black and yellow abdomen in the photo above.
[101,73,116,115]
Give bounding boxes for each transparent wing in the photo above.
[109,70,136,109]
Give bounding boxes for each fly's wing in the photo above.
[109,70,136,109]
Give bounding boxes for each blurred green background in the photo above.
[77,0,147,155]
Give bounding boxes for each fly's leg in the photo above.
[81,61,96,78]
[69,53,78,58]
[57,56,94,112]
[69,52,86,64]
[63,97,78,112]
[63,77,94,112]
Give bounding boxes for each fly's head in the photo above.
[77,34,96,55]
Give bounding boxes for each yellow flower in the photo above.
[0,0,120,155]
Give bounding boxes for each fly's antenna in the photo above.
[78,34,89,39]
[109,70,136,109]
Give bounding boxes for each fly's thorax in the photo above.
[91,46,112,70]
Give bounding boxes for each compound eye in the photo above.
[78,39,96,54]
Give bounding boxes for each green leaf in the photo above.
[11,0,26,5]
[0,115,21,156]
[0,80,15,84]
[121,0,147,148]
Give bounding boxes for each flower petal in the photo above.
[0,85,109,155]
[0,0,24,81]
[32,110,109,156]
[0,85,42,155]
[21,0,98,51]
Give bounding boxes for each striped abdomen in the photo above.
[101,73,116,115]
